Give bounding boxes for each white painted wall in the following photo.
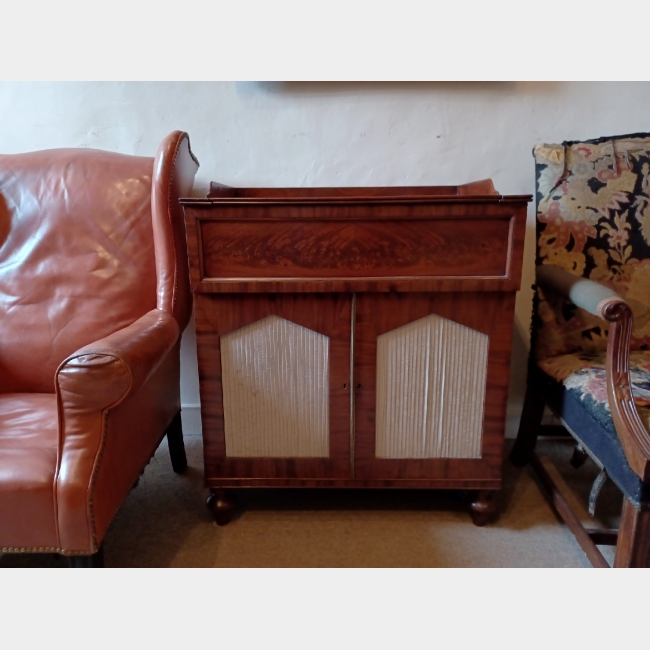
[2,81,650,436]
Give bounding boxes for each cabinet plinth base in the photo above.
[207,488,235,526]
[203,484,502,526]
[206,478,502,490]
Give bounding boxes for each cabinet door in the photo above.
[353,292,515,487]
[195,293,352,483]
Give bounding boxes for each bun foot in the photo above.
[470,490,498,527]
[207,488,235,526]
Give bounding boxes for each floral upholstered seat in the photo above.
[538,351,650,433]
[512,133,650,566]
[535,350,650,507]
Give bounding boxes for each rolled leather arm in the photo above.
[54,309,179,552]
[56,309,179,410]
[536,264,627,320]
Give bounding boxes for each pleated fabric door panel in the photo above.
[354,292,516,485]
[221,315,330,458]
[375,313,489,459]
[193,293,352,483]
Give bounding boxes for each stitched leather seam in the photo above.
[53,387,64,549]
[85,359,135,551]
[1,546,91,555]
[85,409,111,551]
[5,409,180,557]
[87,410,179,549]
[85,353,176,549]
[54,353,133,553]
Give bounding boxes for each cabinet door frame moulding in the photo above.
[353,291,517,487]
[194,293,352,483]
[220,314,331,459]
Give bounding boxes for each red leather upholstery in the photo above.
[0,132,198,555]
[0,394,59,550]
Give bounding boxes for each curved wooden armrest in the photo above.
[535,265,650,480]
[603,302,650,481]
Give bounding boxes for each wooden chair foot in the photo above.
[529,450,610,567]
[469,490,498,527]
[166,411,187,474]
[67,548,104,568]
[207,489,235,526]
[614,499,650,567]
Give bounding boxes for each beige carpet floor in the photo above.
[0,435,624,567]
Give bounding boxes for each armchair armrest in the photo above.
[56,309,179,411]
[536,264,650,481]
[536,264,626,319]
[53,309,179,552]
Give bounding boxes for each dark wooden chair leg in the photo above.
[207,488,235,526]
[166,411,187,474]
[67,548,104,568]
[510,381,545,467]
[529,451,610,567]
[614,499,650,567]
[469,490,498,526]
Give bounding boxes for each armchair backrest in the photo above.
[533,133,650,361]
[152,132,199,332]
[0,131,198,394]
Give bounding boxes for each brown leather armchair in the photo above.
[0,131,199,566]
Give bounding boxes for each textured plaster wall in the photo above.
[2,81,650,435]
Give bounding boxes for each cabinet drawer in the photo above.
[197,217,511,281]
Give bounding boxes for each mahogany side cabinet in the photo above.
[180,180,531,526]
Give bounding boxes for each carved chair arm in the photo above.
[536,264,625,319]
[536,264,650,480]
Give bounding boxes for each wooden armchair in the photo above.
[511,133,650,567]
[0,131,199,566]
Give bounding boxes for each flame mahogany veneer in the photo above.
[181,181,531,526]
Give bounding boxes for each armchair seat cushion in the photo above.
[533,357,650,507]
[0,394,59,550]
[539,351,650,434]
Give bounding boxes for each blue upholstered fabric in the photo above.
[533,366,647,507]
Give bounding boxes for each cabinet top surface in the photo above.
[180,179,532,206]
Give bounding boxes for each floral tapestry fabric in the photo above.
[538,350,650,436]
[534,133,650,362]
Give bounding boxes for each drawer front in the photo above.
[198,218,511,280]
